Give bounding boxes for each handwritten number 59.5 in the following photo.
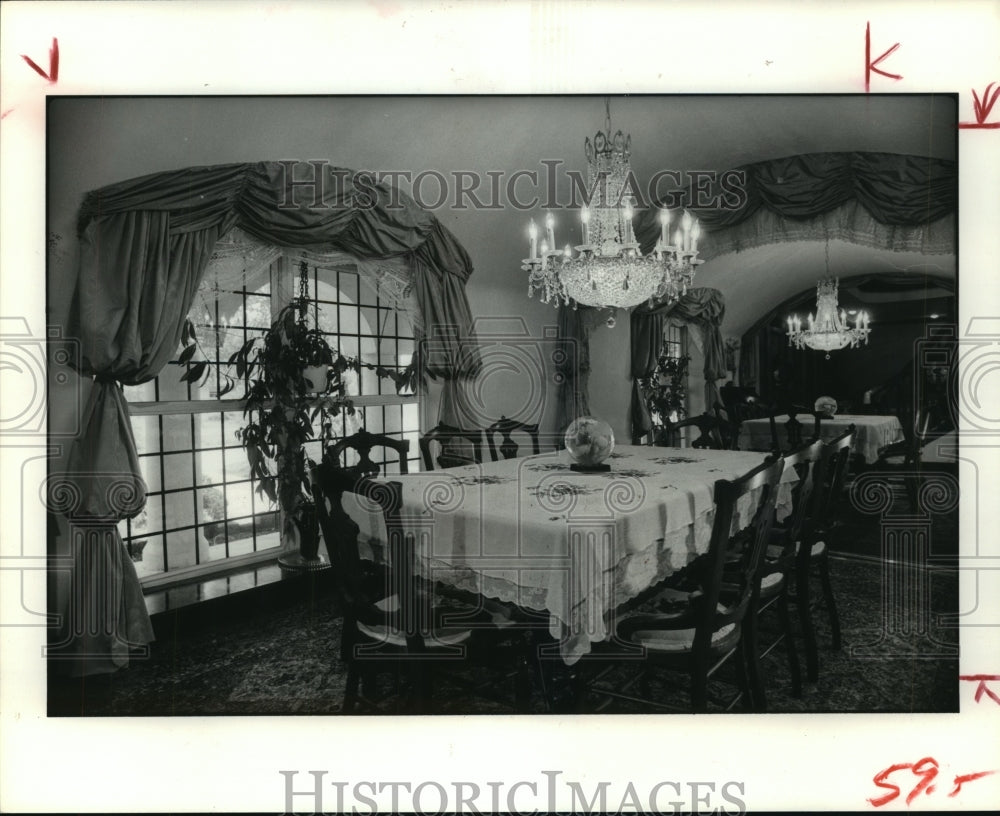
[869,758,997,807]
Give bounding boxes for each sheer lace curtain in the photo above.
[203,227,423,337]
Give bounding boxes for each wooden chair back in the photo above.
[485,415,541,461]
[768,405,824,452]
[705,456,787,636]
[311,463,407,645]
[816,426,855,530]
[713,402,741,450]
[419,423,485,470]
[771,440,826,570]
[620,456,785,655]
[325,428,410,476]
[905,405,932,465]
[312,460,448,660]
[662,412,724,449]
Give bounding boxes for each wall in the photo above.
[586,318,631,442]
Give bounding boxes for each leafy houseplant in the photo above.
[638,350,690,442]
[231,300,355,563]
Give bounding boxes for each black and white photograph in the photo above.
[2,2,998,814]
[43,93,961,719]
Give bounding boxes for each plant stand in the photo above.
[278,507,330,573]
[278,550,330,573]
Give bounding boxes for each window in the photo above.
[636,324,690,444]
[119,256,419,589]
[663,323,685,368]
[659,323,690,423]
[299,262,420,475]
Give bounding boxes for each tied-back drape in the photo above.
[630,288,727,440]
[63,161,481,674]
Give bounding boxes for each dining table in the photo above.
[737,413,905,464]
[349,445,798,665]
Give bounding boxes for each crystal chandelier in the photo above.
[786,244,871,359]
[522,101,702,311]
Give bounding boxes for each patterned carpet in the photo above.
[50,500,958,717]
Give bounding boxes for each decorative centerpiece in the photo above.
[565,416,615,472]
[814,396,838,417]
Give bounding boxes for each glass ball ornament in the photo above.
[564,416,615,467]
[814,396,838,417]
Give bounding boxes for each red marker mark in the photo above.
[869,758,998,807]
[949,770,997,797]
[959,82,1000,129]
[958,673,1000,703]
[20,37,59,83]
[1,109,14,120]
[868,757,938,807]
[864,22,902,93]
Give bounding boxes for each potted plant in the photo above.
[638,350,690,444]
[229,298,355,569]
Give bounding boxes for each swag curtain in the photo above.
[63,162,480,674]
[633,152,957,255]
[630,288,727,440]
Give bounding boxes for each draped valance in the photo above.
[634,152,957,255]
[74,161,479,378]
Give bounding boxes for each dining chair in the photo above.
[324,428,410,476]
[659,412,724,449]
[419,423,485,470]
[795,425,855,678]
[311,464,467,713]
[581,455,786,713]
[719,381,745,421]
[311,460,532,713]
[713,402,741,450]
[872,407,930,513]
[807,408,834,443]
[753,439,826,704]
[767,405,822,452]
[485,415,541,461]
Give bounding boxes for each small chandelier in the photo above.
[522,100,702,311]
[786,244,871,359]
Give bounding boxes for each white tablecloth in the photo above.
[738,413,905,464]
[348,446,796,663]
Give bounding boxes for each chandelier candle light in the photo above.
[786,277,871,360]
[523,101,702,311]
